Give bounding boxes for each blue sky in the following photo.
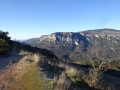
[0,0,120,39]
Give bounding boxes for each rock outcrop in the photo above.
[26,29,120,61]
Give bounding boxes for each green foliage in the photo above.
[0,31,13,55]
[75,59,92,66]
[0,39,10,55]
[0,32,11,43]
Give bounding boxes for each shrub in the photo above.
[0,39,10,55]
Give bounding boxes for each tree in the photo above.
[89,58,110,87]
[0,39,10,55]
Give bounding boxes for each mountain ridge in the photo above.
[26,29,120,61]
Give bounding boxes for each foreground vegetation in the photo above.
[19,62,54,90]
[0,31,13,56]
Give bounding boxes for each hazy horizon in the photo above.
[0,0,120,39]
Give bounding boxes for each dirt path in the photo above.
[0,45,40,90]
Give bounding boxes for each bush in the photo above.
[0,39,10,55]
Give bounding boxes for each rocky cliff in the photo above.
[26,29,120,61]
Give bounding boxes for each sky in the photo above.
[0,0,120,40]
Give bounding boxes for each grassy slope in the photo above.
[19,63,53,90]
[0,52,54,90]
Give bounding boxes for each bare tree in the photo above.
[89,57,110,86]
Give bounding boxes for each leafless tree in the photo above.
[89,57,110,86]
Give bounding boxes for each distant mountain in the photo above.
[25,38,38,44]
[26,29,120,61]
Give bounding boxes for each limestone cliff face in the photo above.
[26,29,120,61]
[39,32,89,46]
